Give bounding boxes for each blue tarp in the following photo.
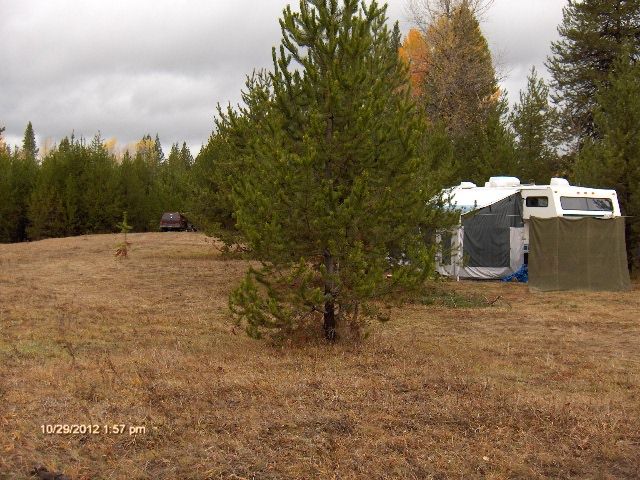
[501,264,528,283]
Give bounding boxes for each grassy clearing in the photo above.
[0,232,639,479]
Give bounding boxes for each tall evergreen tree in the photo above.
[228,0,450,340]
[179,142,193,168]
[27,139,69,240]
[159,141,193,213]
[82,134,121,232]
[191,71,274,239]
[117,151,149,232]
[129,134,164,230]
[510,67,561,184]
[573,49,640,273]
[153,134,165,163]
[453,93,516,185]
[0,142,13,242]
[547,0,640,146]
[0,122,41,241]
[22,121,39,160]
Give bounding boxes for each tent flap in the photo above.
[528,217,630,292]
[461,193,523,270]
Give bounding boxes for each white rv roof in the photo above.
[444,177,617,213]
[445,186,519,213]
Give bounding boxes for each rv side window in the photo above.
[589,198,613,211]
[525,196,549,207]
[560,197,613,211]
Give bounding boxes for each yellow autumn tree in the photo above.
[399,28,430,97]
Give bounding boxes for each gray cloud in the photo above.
[0,0,565,154]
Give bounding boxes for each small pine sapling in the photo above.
[115,211,133,258]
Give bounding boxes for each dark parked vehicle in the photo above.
[159,212,195,232]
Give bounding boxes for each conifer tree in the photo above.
[547,0,640,145]
[228,0,449,340]
[1,126,35,243]
[574,50,640,272]
[153,134,165,163]
[0,122,41,241]
[179,142,193,168]
[118,150,152,231]
[83,134,121,232]
[191,71,274,238]
[22,121,38,160]
[510,67,561,184]
[160,142,193,212]
[27,143,67,240]
[131,134,164,230]
[0,143,13,242]
[453,93,516,185]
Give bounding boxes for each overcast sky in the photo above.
[0,0,566,155]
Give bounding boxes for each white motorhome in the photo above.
[437,176,622,280]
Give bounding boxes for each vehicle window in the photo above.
[525,196,549,207]
[560,197,588,210]
[560,197,613,211]
[588,198,613,211]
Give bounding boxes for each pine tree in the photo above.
[510,67,561,184]
[153,134,165,163]
[191,71,274,239]
[0,144,13,242]
[22,121,39,160]
[83,134,121,232]
[117,152,144,231]
[27,143,67,240]
[227,0,450,341]
[9,150,38,241]
[160,142,192,213]
[573,49,640,272]
[179,142,193,168]
[0,122,41,241]
[547,0,640,145]
[132,134,164,230]
[453,93,516,185]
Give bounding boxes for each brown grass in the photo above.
[0,232,639,479]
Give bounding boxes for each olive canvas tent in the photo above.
[528,217,630,292]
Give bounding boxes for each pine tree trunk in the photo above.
[323,249,337,341]
[323,106,337,341]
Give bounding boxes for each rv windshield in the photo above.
[560,197,613,212]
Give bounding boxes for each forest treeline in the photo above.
[0,127,195,242]
[1,0,639,278]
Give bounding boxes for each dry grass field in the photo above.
[0,232,639,479]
